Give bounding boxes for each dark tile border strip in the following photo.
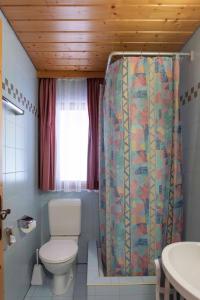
[180,82,200,106]
[3,76,196,111]
[2,77,38,117]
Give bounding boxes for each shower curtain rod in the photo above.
[106,50,193,74]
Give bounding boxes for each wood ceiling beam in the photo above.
[9,20,200,33]
[17,32,192,43]
[32,58,107,66]
[3,6,200,20]
[37,70,105,78]
[23,42,183,52]
[38,66,105,71]
[2,0,200,5]
[29,51,105,59]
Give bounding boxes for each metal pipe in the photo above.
[2,96,24,115]
[106,51,192,75]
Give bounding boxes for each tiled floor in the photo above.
[24,264,87,300]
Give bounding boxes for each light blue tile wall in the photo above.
[87,241,156,300]
[180,27,200,241]
[0,11,41,300]
[40,191,100,263]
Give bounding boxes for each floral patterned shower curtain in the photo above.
[99,56,183,276]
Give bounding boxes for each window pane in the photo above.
[59,109,88,181]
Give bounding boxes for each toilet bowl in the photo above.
[39,239,78,295]
[39,198,81,295]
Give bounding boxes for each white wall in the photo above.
[0,11,40,300]
[0,10,100,300]
[180,28,200,241]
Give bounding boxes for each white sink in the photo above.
[162,242,200,300]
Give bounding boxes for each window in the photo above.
[55,79,88,192]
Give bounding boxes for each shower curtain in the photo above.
[99,56,183,276]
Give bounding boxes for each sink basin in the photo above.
[162,242,200,300]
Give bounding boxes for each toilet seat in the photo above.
[39,239,78,264]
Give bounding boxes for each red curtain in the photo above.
[38,78,56,191]
[87,78,104,190]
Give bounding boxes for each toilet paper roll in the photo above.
[20,220,36,234]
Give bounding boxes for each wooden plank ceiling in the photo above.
[1,0,200,78]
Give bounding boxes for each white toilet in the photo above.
[39,198,81,295]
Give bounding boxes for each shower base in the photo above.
[87,240,156,300]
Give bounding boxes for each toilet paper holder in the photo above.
[18,215,36,233]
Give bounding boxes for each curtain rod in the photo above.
[106,50,194,74]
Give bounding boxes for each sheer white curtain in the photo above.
[55,78,88,192]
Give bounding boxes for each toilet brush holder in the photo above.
[31,249,44,286]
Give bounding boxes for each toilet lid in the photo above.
[39,239,78,264]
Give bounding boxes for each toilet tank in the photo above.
[48,198,81,236]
